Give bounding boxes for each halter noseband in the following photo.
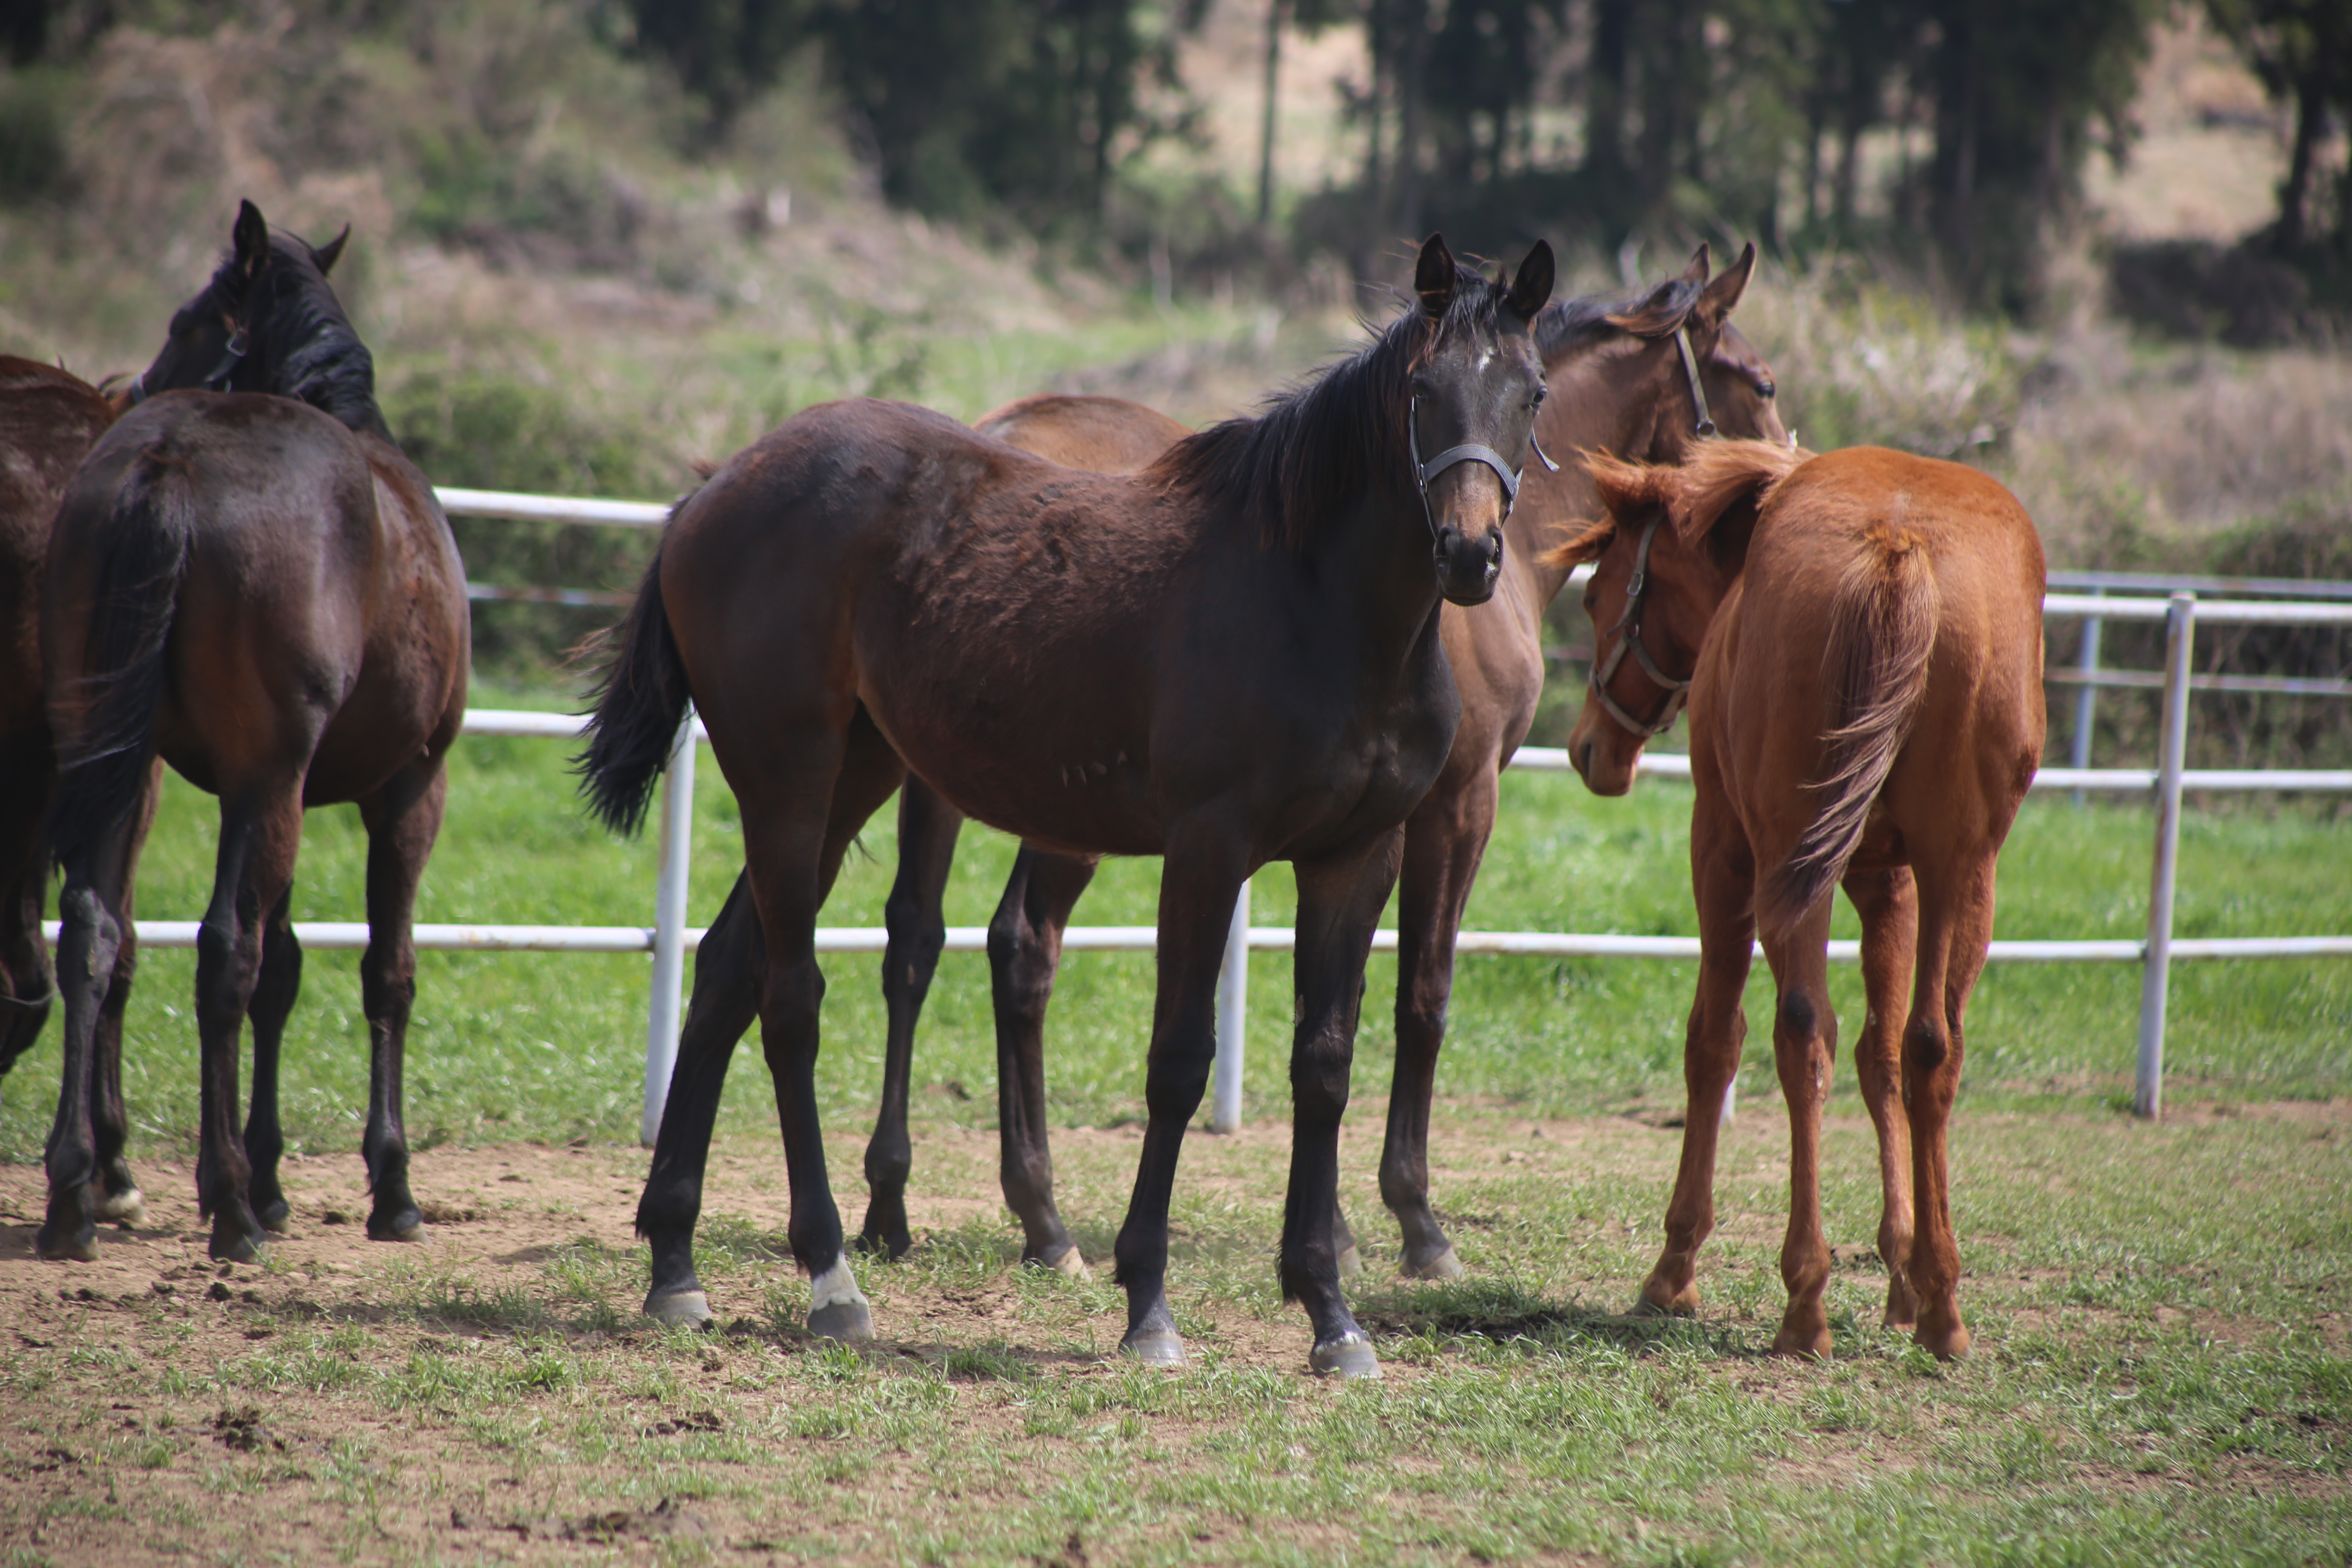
[1586,512,1692,738]
[125,323,250,407]
[1407,395,1561,541]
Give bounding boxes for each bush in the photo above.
[0,67,68,207]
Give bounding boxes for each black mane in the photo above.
[219,234,389,439]
[1147,263,1514,554]
[1534,276,1705,361]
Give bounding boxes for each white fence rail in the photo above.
[54,492,2349,1139]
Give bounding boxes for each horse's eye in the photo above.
[1757,379,1776,398]
[1531,385,1547,406]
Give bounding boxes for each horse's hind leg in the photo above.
[641,869,764,1326]
[355,758,450,1243]
[38,820,141,1262]
[988,844,1098,1276]
[1842,865,1919,1331]
[1900,854,1997,1361]
[242,886,301,1231]
[860,781,962,1260]
[193,792,303,1263]
[1639,807,1754,1318]
[0,724,56,1077]
[90,768,161,1227]
[1761,896,1840,1360]
[1380,768,1498,1281]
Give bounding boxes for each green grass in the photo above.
[2,687,2346,1163]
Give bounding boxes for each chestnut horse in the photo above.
[585,234,1554,1378]
[2,361,120,1078]
[1555,439,2045,1359]
[39,202,469,1263]
[635,250,1784,1312]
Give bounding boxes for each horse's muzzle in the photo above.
[1434,526,1503,607]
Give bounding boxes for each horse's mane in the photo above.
[1534,276,1705,360]
[1145,265,1511,554]
[222,234,390,440]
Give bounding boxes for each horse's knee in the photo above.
[1904,1015,1948,1075]
[1777,990,1817,1042]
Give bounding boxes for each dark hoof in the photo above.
[35,1223,97,1263]
[1120,1328,1187,1368]
[255,1199,291,1234]
[1309,1332,1382,1381]
[1403,1245,1464,1281]
[368,1209,428,1243]
[808,1298,874,1341]
[1334,1243,1364,1280]
[852,1229,912,1261]
[209,1226,264,1265]
[645,1288,715,1329]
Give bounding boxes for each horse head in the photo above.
[128,200,357,412]
[1408,232,1554,606]
[1548,443,1783,795]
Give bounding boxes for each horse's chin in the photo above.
[1570,733,1640,797]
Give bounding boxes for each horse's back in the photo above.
[2,359,116,723]
[974,394,1189,475]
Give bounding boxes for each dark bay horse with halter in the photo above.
[1553,439,2045,1359]
[1,361,131,1148]
[38,201,469,1264]
[629,249,1782,1314]
[584,234,1554,1377]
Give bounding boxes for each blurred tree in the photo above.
[628,0,817,137]
[2206,0,2352,255]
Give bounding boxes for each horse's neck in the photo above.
[1511,392,1654,609]
[1305,485,1449,671]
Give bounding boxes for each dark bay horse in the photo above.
[634,250,1784,1311]
[1,361,132,1163]
[38,201,470,1264]
[585,234,1555,1377]
[1553,439,2045,1359]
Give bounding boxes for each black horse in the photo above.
[38,202,469,1263]
[581,233,1552,1378]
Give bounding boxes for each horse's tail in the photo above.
[47,451,195,870]
[1756,513,1940,936]
[575,538,693,837]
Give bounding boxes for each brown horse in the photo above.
[634,251,1784,1313]
[1553,439,2045,1359]
[587,234,1555,1378]
[39,201,470,1264]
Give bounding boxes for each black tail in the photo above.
[48,452,194,869]
[575,541,693,837]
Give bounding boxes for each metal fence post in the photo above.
[2136,594,2195,1121]
[2071,588,2104,807]
[1209,878,1251,1133]
[640,709,697,1147]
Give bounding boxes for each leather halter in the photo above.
[1407,393,1559,539]
[1586,512,1692,737]
[1673,325,1716,438]
[126,323,249,407]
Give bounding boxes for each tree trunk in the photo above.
[2278,71,2323,252]
[1258,0,1285,229]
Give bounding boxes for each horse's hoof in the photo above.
[1632,1278,1699,1318]
[1040,1244,1090,1282]
[1334,1243,1363,1279]
[1913,1320,1971,1362]
[96,1187,147,1227]
[255,1201,290,1234]
[368,1210,428,1243]
[808,1298,874,1341]
[1772,1324,1832,1361]
[1309,1332,1382,1381]
[209,1229,265,1265]
[645,1289,715,1329]
[1403,1245,1464,1281]
[1120,1328,1187,1368]
[35,1224,97,1263]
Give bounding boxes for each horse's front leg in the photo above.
[1381,765,1499,1281]
[1761,895,1841,1360]
[860,782,961,1259]
[1842,864,1920,1331]
[640,870,763,1327]
[355,759,451,1243]
[1111,821,1246,1368]
[241,887,301,1230]
[38,818,141,1262]
[90,761,160,1228]
[989,845,1098,1276]
[1285,827,1406,1379]
[1901,855,1997,1362]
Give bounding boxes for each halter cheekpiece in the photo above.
[126,323,249,407]
[1586,511,1693,737]
[1406,394,1560,541]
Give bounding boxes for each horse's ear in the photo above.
[1509,241,1555,320]
[314,223,352,276]
[232,200,270,285]
[1679,243,1711,285]
[1415,232,1457,317]
[1695,241,1755,326]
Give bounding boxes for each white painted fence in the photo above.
[56,492,2352,1138]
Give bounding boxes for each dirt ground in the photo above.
[0,1101,2343,1564]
